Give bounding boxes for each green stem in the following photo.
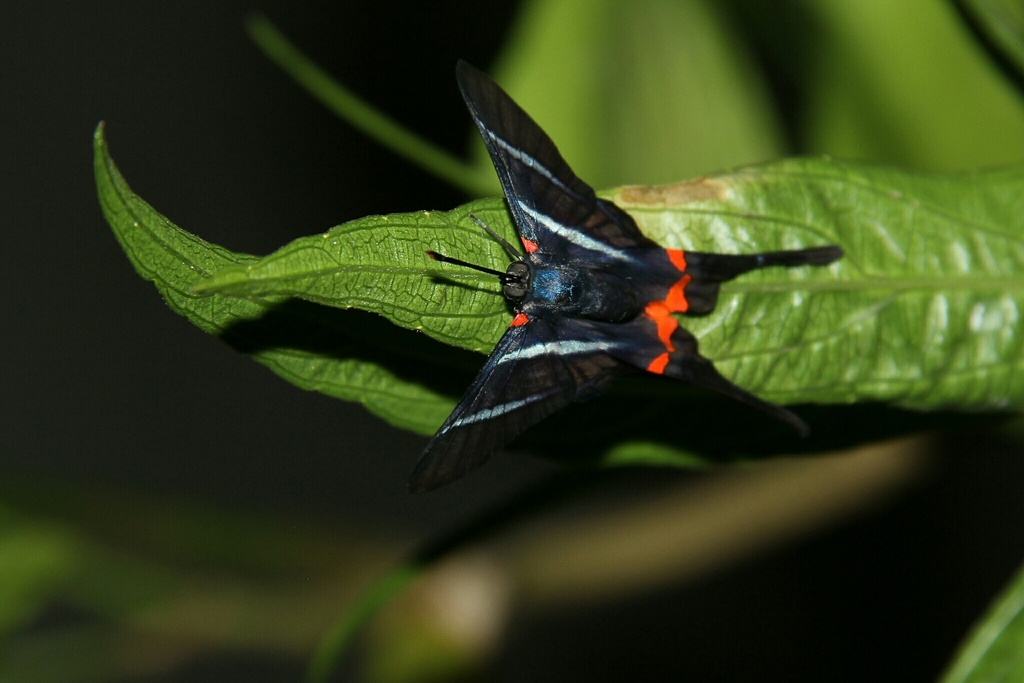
[246,13,494,196]
[305,565,420,683]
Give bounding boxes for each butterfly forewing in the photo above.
[408,316,624,492]
[456,61,656,261]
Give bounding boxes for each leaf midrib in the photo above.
[208,263,1024,296]
[724,275,1024,294]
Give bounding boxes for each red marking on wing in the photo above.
[665,274,691,313]
[644,302,679,351]
[642,272,692,372]
[521,237,539,253]
[510,312,530,327]
[647,352,670,374]
[666,248,687,272]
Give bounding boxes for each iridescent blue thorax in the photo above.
[528,267,579,306]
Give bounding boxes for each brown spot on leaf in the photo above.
[616,178,729,206]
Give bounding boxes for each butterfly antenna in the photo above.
[426,250,507,278]
[469,213,524,259]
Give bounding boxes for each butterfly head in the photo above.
[501,261,530,301]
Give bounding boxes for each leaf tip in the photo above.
[93,121,108,157]
[188,278,217,296]
[244,11,271,40]
[189,265,252,297]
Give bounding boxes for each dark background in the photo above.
[3,0,543,531]
[3,2,1024,681]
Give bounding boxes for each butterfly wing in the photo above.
[591,315,810,435]
[456,61,657,262]
[408,314,625,493]
[656,328,809,436]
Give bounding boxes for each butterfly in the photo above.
[408,61,842,493]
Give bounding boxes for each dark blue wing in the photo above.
[456,61,657,264]
[408,315,625,493]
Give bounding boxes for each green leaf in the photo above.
[191,200,515,354]
[614,161,1024,411]
[196,157,1024,414]
[94,122,456,435]
[939,559,1024,683]
[97,118,1024,467]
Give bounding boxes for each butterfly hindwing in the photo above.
[456,61,657,261]
[661,335,810,437]
[408,314,625,492]
[588,315,811,435]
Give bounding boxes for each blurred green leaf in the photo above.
[0,627,193,683]
[952,0,1024,96]
[939,559,1024,683]
[307,565,420,683]
[0,512,78,637]
[306,470,589,683]
[0,477,380,580]
[802,0,1024,170]
[245,2,784,195]
[487,0,785,188]
[0,475,398,683]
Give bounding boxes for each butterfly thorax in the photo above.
[520,263,639,323]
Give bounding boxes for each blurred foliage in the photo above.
[486,0,787,186]
[940,557,1024,683]
[800,0,1024,170]
[0,476,395,682]
[951,0,1024,96]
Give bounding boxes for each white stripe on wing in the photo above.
[518,203,636,263]
[487,131,579,198]
[449,389,560,429]
[495,339,620,366]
